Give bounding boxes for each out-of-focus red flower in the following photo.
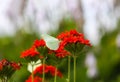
[0,59,21,70]
[33,39,46,48]
[34,64,63,78]
[0,61,3,70]
[0,64,2,70]
[26,76,42,82]
[20,46,39,58]
[0,59,9,65]
[39,56,44,59]
[47,65,63,78]
[0,59,22,79]
[34,64,49,74]
[0,59,9,70]
[10,62,21,70]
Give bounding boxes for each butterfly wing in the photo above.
[41,34,60,50]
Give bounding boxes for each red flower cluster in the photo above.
[20,46,39,58]
[0,59,21,70]
[57,30,91,46]
[33,39,46,48]
[11,62,21,70]
[0,59,21,78]
[34,64,63,78]
[53,42,70,58]
[33,38,69,58]
[57,31,69,40]
[26,76,42,82]
[0,59,8,70]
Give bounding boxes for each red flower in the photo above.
[10,62,21,70]
[56,30,92,56]
[20,46,39,58]
[57,30,91,46]
[0,59,21,70]
[0,59,9,70]
[33,39,46,48]
[0,61,3,70]
[26,76,42,82]
[53,42,70,58]
[47,65,63,78]
[34,64,63,78]
[57,31,70,40]
[70,30,82,36]
[33,39,49,58]
[0,59,21,79]
[34,64,49,74]
[0,59,9,65]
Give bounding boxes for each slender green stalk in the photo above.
[68,56,71,82]
[54,68,57,82]
[31,64,34,82]
[73,56,77,82]
[2,78,4,82]
[5,77,8,82]
[2,77,8,82]
[42,59,45,82]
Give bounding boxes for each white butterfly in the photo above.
[27,59,41,73]
[41,34,60,50]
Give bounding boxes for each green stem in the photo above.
[73,56,77,82]
[5,77,8,82]
[2,78,4,82]
[1,77,8,82]
[31,64,34,82]
[42,59,45,82]
[68,56,71,82]
[54,67,57,82]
